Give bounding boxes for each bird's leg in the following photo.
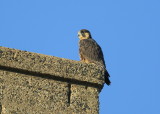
[80,54,84,61]
[84,59,90,63]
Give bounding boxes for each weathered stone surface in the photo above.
[0,70,69,114]
[0,47,105,85]
[0,46,104,114]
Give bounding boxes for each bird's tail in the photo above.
[105,70,111,85]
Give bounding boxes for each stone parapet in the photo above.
[0,46,104,114]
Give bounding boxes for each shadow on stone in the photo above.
[0,65,102,90]
[0,103,2,113]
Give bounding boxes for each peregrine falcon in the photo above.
[78,29,111,85]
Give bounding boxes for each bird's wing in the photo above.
[79,39,105,67]
[79,39,110,85]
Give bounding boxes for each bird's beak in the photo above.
[78,33,80,37]
[78,31,81,38]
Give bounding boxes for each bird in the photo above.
[78,29,111,85]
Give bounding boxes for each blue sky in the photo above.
[0,0,160,114]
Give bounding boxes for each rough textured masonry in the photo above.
[0,46,105,114]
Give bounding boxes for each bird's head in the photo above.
[78,29,92,40]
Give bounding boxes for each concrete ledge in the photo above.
[0,46,105,113]
[0,47,105,87]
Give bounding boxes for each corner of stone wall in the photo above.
[0,46,105,113]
